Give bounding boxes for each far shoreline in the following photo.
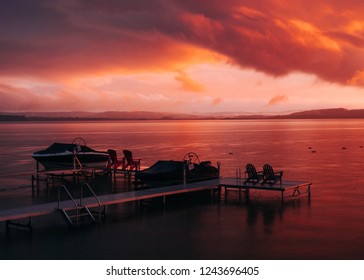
[2,108,364,122]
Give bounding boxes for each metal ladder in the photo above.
[80,182,105,222]
[57,183,101,227]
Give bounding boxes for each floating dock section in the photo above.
[218,178,312,202]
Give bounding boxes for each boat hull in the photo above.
[32,143,109,170]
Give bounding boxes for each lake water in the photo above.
[1,119,364,259]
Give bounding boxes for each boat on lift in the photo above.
[32,137,109,171]
[136,152,220,186]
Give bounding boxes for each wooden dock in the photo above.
[218,177,312,202]
[0,178,311,231]
[31,167,110,194]
[0,179,221,230]
[30,166,141,195]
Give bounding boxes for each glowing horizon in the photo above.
[1,0,364,114]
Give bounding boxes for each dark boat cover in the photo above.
[136,160,219,185]
[34,143,96,154]
[32,142,109,170]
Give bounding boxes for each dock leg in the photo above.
[31,174,41,196]
[6,217,33,233]
[36,174,40,195]
[217,186,221,201]
[245,188,250,202]
[104,205,108,220]
[31,175,35,196]
[51,174,54,189]
[46,174,50,193]
[210,186,217,202]
[308,184,311,200]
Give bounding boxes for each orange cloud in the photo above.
[1,0,364,109]
[287,20,341,51]
[0,0,364,84]
[347,70,364,86]
[175,71,205,92]
[268,95,289,106]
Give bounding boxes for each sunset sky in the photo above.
[1,0,364,114]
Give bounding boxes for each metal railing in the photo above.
[80,182,102,221]
[57,184,81,225]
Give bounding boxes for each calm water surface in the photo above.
[1,119,364,259]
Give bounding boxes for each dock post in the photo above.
[308,184,311,200]
[33,161,39,196]
[31,174,41,196]
[5,217,33,233]
[46,173,50,192]
[183,161,187,185]
[104,205,108,219]
[245,188,250,201]
[31,175,35,196]
[217,185,222,201]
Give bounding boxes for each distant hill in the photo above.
[285,108,364,119]
[2,108,364,121]
[0,114,27,121]
[0,111,203,121]
[90,111,200,120]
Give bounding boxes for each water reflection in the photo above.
[219,183,311,240]
[1,119,364,259]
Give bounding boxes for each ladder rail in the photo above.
[80,182,102,221]
[57,184,81,225]
[58,184,79,209]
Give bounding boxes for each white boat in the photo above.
[32,138,109,170]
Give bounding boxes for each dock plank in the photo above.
[219,178,311,191]
[218,178,312,201]
[0,178,311,224]
[0,179,220,223]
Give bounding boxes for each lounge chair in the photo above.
[122,150,141,171]
[106,149,122,170]
[244,163,263,184]
[262,164,283,185]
